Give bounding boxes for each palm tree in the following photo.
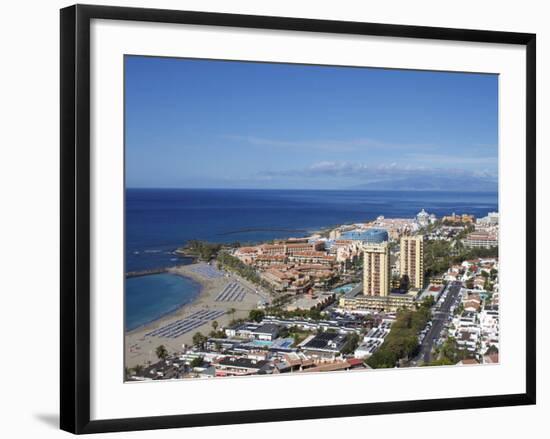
[192,331,206,349]
[155,344,168,361]
[212,320,219,331]
[229,307,236,321]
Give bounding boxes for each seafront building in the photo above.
[340,228,389,244]
[371,216,418,239]
[416,209,430,227]
[233,237,342,294]
[399,235,425,290]
[442,212,475,224]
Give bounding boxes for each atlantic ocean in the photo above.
[125,188,497,272]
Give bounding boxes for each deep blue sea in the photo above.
[125,188,497,330]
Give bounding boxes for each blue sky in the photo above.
[125,56,498,191]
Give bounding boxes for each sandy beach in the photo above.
[125,263,269,369]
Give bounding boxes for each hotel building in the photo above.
[363,242,391,297]
[399,235,425,290]
[338,242,417,313]
[464,232,498,249]
[338,291,416,313]
[340,228,389,244]
[442,212,475,224]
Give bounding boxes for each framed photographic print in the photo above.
[60,4,536,434]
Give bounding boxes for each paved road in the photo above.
[415,281,463,363]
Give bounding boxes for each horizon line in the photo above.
[125,186,498,193]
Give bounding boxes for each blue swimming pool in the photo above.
[250,340,273,347]
[333,283,358,294]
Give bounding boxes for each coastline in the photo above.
[125,270,203,333]
[167,264,211,286]
[125,264,215,337]
[124,262,266,369]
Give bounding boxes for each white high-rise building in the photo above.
[363,242,391,297]
[399,235,424,290]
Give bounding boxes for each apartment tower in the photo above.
[363,242,391,297]
[399,235,424,289]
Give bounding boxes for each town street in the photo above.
[415,281,463,363]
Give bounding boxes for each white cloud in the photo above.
[224,135,434,153]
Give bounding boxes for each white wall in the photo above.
[0,0,546,437]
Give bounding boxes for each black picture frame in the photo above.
[60,4,536,435]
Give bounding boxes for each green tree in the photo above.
[216,252,270,289]
[424,239,454,277]
[248,309,265,322]
[192,332,207,349]
[183,240,223,261]
[367,305,432,369]
[190,356,204,368]
[420,296,435,309]
[308,308,323,320]
[155,345,168,361]
[434,337,466,364]
[341,333,360,355]
[278,326,290,338]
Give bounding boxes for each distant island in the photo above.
[350,175,498,192]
